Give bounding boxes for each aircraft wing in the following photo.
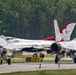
[3,44,33,51]
[3,41,52,52]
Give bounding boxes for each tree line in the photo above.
[0,0,76,39]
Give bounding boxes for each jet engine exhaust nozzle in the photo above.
[51,43,61,52]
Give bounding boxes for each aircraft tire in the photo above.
[74,58,76,63]
[0,59,3,65]
[39,53,44,58]
[33,53,38,58]
[55,56,58,64]
[7,58,11,65]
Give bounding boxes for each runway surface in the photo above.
[0,62,76,74]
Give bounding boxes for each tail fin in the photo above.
[60,22,76,41]
[43,20,76,41]
[53,19,62,41]
[43,19,62,41]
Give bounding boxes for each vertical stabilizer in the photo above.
[62,22,76,41]
[53,19,62,41]
[43,20,76,41]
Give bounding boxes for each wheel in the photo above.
[55,56,58,64]
[33,53,38,58]
[0,59,3,65]
[74,58,76,63]
[7,58,11,65]
[39,53,44,58]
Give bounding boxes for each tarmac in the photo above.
[0,62,76,74]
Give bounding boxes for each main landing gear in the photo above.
[0,48,11,65]
[55,53,64,64]
[68,51,76,63]
[54,51,76,64]
[0,58,11,65]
